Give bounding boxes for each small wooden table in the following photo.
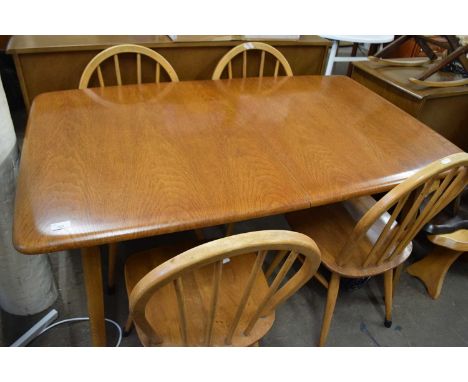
[351,61,468,151]
[13,76,461,346]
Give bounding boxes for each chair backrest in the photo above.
[338,153,468,270]
[212,42,293,80]
[78,44,179,89]
[129,230,321,346]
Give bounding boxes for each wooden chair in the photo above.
[286,153,468,346]
[78,43,179,89]
[124,230,321,346]
[79,44,181,293]
[211,42,293,80]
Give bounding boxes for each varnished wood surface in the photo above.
[13,76,462,254]
[7,36,329,110]
[406,246,463,299]
[406,229,468,299]
[429,229,468,251]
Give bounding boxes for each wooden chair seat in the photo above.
[125,243,274,346]
[286,197,412,278]
[428,229,468,251]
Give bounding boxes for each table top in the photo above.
[6,35,329,54]
[353,61,468,100]
[13,76,461,254]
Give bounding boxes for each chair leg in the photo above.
[384,269,393,328]
[319,272,340,346]
[123,314,134,337]
[107,243,118,294]
[392,263,403,295]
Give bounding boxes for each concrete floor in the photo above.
[1,214,468,347]
[2,44,468,347]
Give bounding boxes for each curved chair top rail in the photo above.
[79,44,179,89]
[129,230,321,346]
[212,41,293,80]
[340,152,468,269]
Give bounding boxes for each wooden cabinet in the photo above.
[352,61,468,151]
[7,35,330,110]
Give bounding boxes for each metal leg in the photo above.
[10,309,58,347]
[81,246,107,346]
[325,40,339,75]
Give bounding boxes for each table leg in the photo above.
[81,246,107,346]
[406,246,463,300]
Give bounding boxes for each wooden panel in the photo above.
[419,97,468,152]
[7,35,329,108]
[351,67,421,116]
[7,35,330,53]
[13,76,461,255]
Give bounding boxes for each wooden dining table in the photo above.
[13,75,461,346]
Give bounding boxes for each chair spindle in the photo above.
[243,50,247,78]
[204,260,223,346]
[259,51,265,77]
[156,62,160,84]
[174,277,188,345]
[244,250,298,336]
[274,60,280,77]
[225,250,267,345]
[97,66,105,87]
[265,250,288,279]
[137,53,142,84]
[114,55,122,86]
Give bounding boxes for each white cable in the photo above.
[36,317,122,347]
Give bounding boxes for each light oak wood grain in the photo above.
[14,76,462,255]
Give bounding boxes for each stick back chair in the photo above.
[124,230,321,346]
[78,44,179,89]
[286,153,468,346]
[211,42,293,80]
